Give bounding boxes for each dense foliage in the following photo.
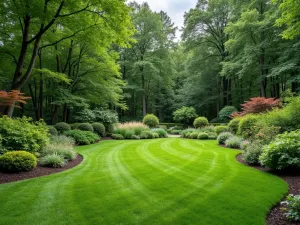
[143,114,159,128]
[193,117,209,128]
[64,130,99,145]
[173,107,198,126]
[0,151,37,172]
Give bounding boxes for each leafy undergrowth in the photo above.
[0,139,287,225]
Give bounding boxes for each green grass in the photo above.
[0,139,287,225]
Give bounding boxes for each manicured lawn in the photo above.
[0,139,287,225]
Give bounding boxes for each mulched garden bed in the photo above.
[236,154,300,225]
[0,154,83,184]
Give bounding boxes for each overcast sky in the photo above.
[132,0,197,40]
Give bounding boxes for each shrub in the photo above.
[197,132,209,140]
[0,151,37,172]
[42,146,77,161]
[217,132,234,145]
[215,126,228,135]
[151,128,168,138]
[170,130,182,135]
[228,118,241,134]
[112,134,124,140]
[240,140,250,150]
[170,125,183,130]
[158,125,167,130]
[208,133,217,140]
[54,122,71,134]
[241,97,280,115]
[152,132,159,138]
[199,125,215,133]
[64,130,99,145]
[132,135,140,140]
[190,132,199,139]
[193,117,209,128]
[173,106,198,126]
[143,114,159,128]
[70,123,79,130]
[40,153,65,168]
[259,131,300,170]
[218,106,237,122]
[225,136,242,148]
[124,130,134,139]
[77,123,94,132]
[48,126,58,136]
[282,194,300,222]
[0,116,49,153]
[92,123,105,137]
[243,141,263,165]
[140,131,154,139]
[238,115,259,139]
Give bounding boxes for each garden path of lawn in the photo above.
[0,139,287,225]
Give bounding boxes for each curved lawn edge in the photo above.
[234,152,300,225]
[0,154,83,185]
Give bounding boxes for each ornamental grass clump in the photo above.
[225,136,243,148]
[114,122,149,137]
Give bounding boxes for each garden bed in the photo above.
[0,154,83,184]
[236,154,300,225]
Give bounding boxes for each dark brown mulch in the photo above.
[0,154,83,184]
[236,154,300,225]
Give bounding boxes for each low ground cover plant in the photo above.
[40,153,65,168]
[282,194,300,221]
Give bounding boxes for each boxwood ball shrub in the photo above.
[259,131,300,170]
[77,123,94,132]
[190,132,199,139]
[217,132,234,145]
[112,134,124,140]
[193,117,209,128]
[143,114,159,128]
[64,130,99,145]
[228,118,241,134]
[215,126,228,135]
[54,122,71,134]
[40,153,65,168]
[0,151,37,172]
[92,123,105,137]
[225,136,243,148]
[197,132,209,140]
[48,125,58,136]
[0,116,49,153]
[70,123,79,130]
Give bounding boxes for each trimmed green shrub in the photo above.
[215,126,228,135]
[92,123,105,137]
[64,130,99,145]
[0,151,37,172]
[259,131,300,170]
[54,122,71,134]
[143,114,159,128]
[238,115,259,138]
[132,135,140,140]
[140,131,154,139]
[112,134,124,140]
[197,132,209,140]
[152,132,159,138]
[228,118,241,134]
[40,153,65,168]
[173,106,198,126]
[282,194,300,222]
[151,128,168,138]
[0,116,49,153]
[48,126,58,136]
[225,136,243,148]
[218,106,237,122]
[190,132,199,139]
[208,133,217,140]
[193,117,209,128]
[77,123,94,132]
[243,141,263,165]
[0,134,6,155]
[70,123,79,130]
[217,132,234,145]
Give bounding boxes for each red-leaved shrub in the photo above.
[0,90,30,108]
[241,97,280,114]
